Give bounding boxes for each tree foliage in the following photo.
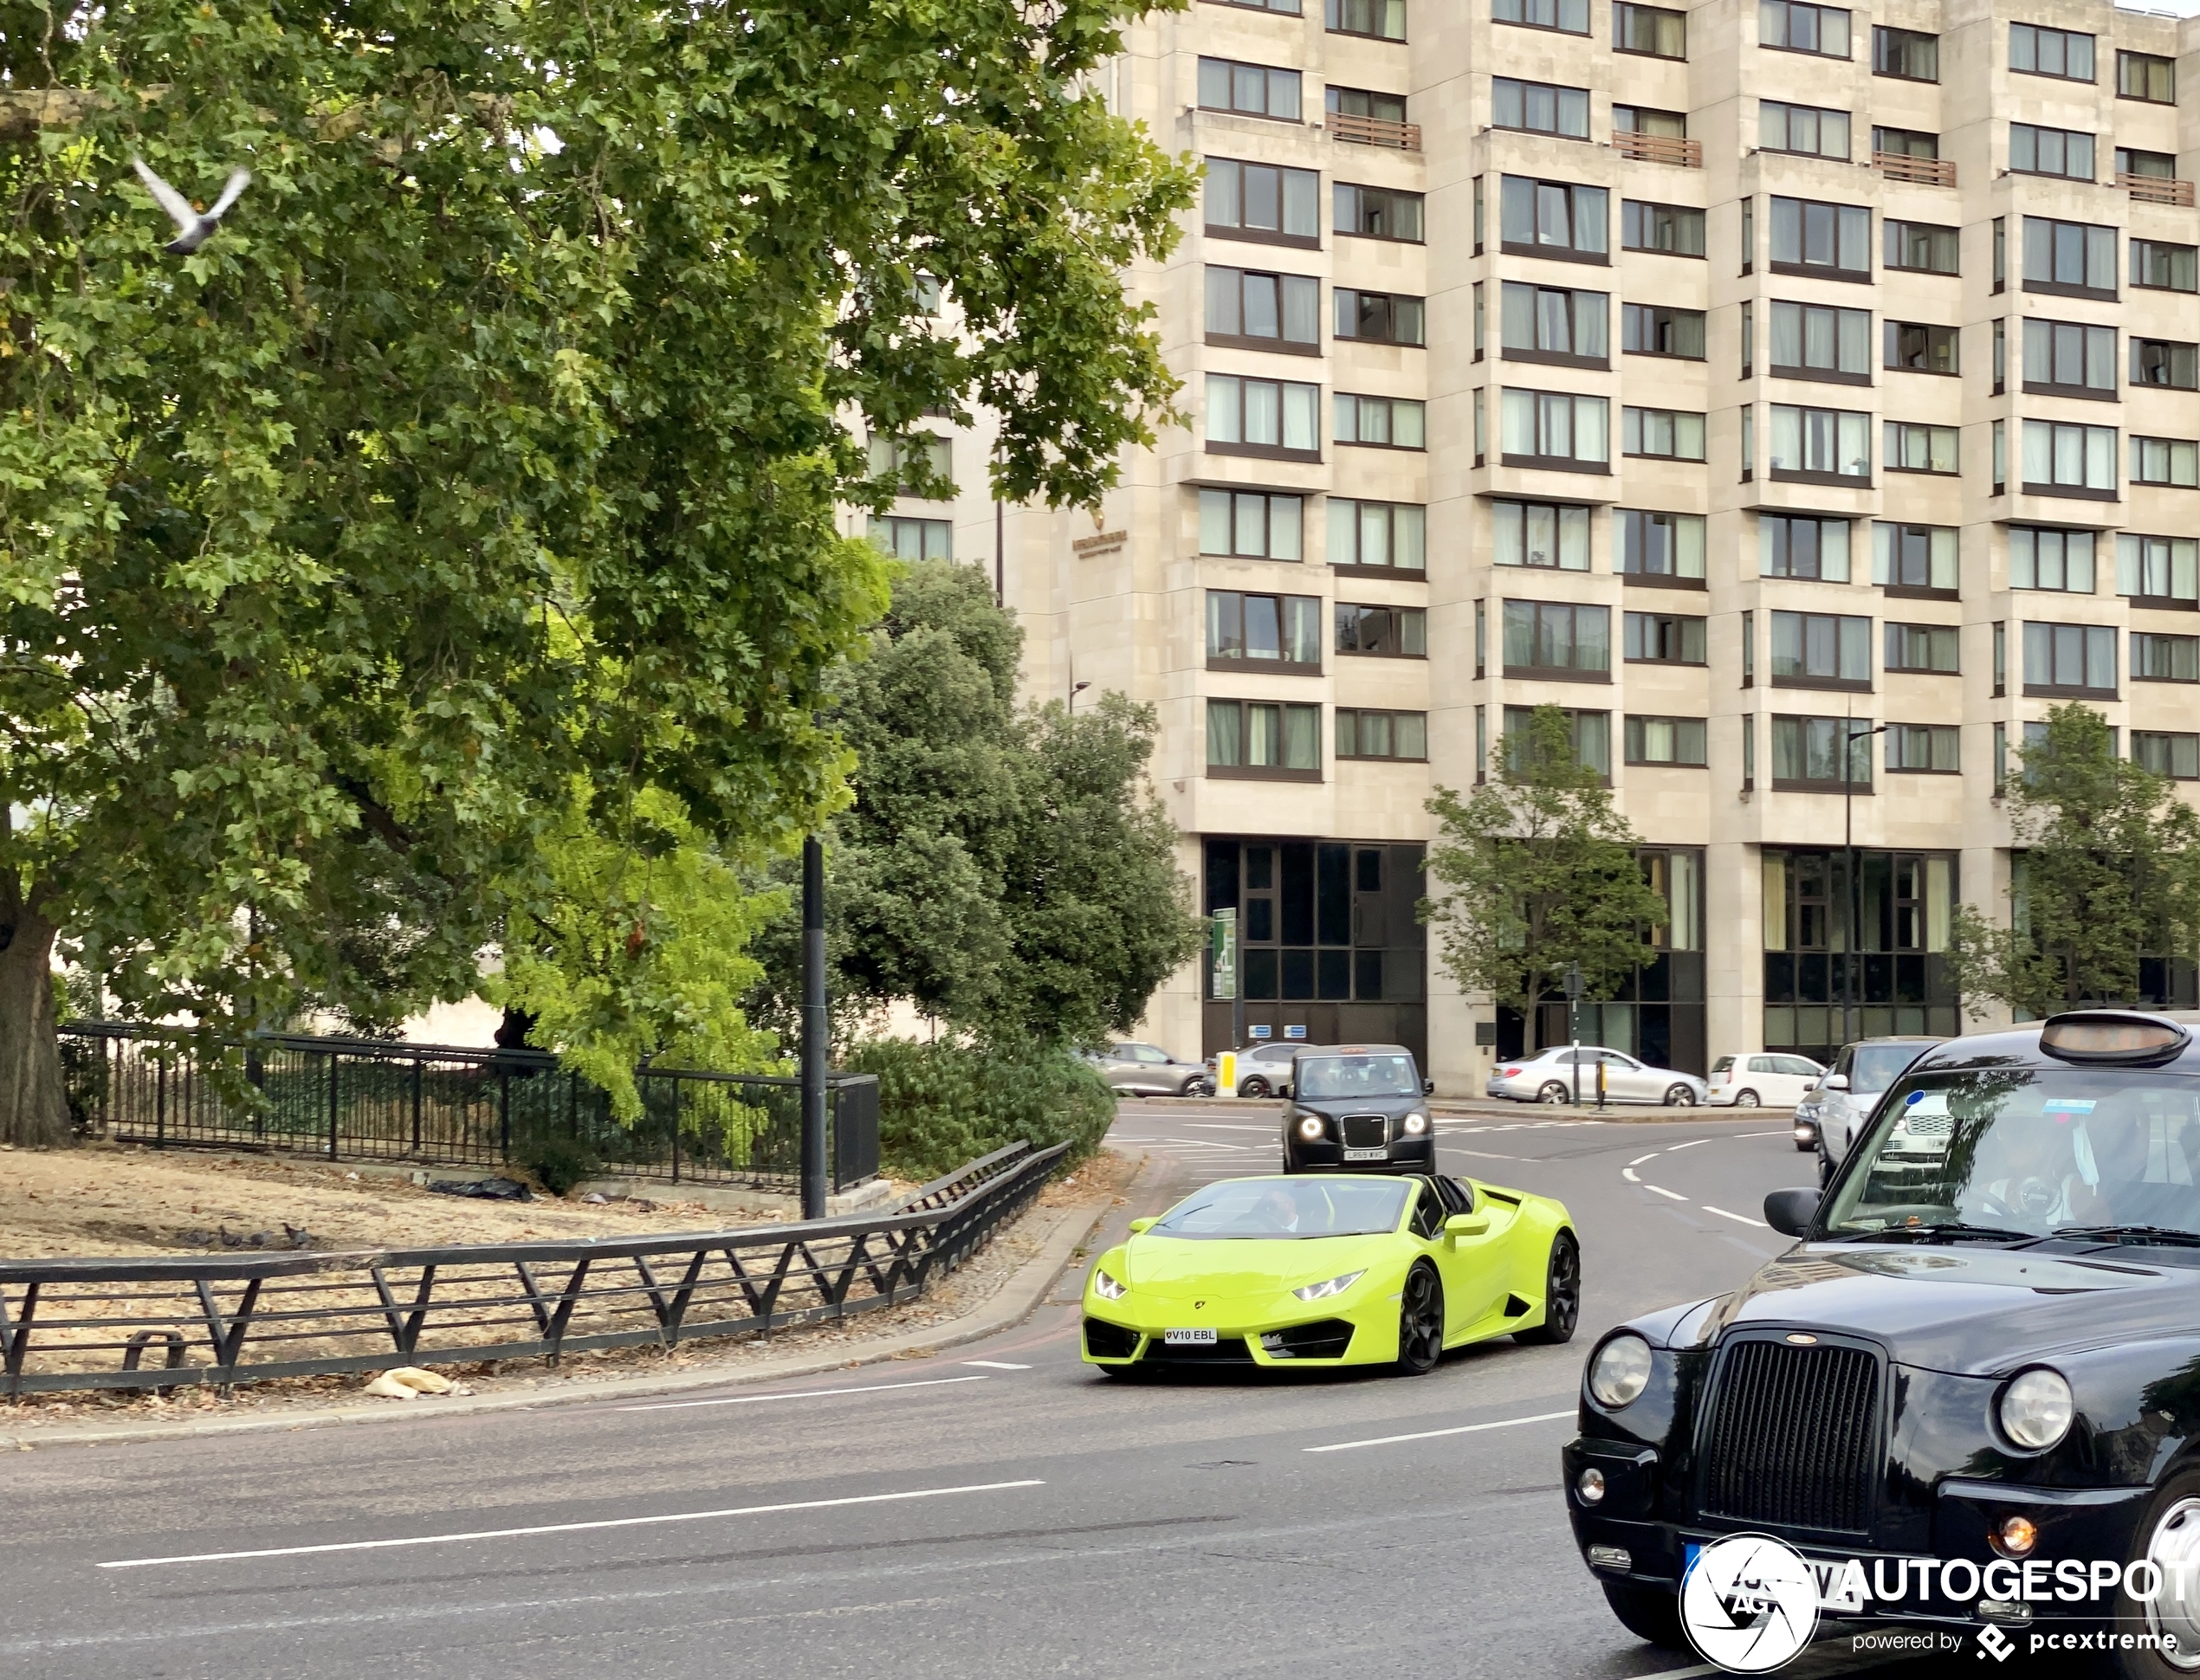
[1423,706,1669,1052]
[0,0,1194,1143]
[1950,704,2200,1018]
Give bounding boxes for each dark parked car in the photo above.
[1090,1043,1214,1098]
[1280,1045,1435,1174]
[1565,1010,2200,1675]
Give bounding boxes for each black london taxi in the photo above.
[1278,1044,1435,1174]
[1565,1010,2200,1677]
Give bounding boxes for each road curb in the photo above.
[0,1154,1148,1454]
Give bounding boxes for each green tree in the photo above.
[1423,706,1669,1052]
[0,0,1194,1145]
[1950,704,2200,1017]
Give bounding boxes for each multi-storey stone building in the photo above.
[864,0,2200,1093]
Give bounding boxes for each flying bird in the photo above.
[131,158,251,254]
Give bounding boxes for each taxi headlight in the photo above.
[1402,1111,1429,1135]
[1588,1333,1654,1409]
[1999,1367,2074,1451]
[1091,1269,1127,1301]
[1296,1115,1323,1140]
[1292,1270,1365,1302]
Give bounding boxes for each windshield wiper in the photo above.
[2048,1224,2200,1249]
[1841,1222,2038,1244]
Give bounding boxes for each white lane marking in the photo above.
[1628,1153,1660,1166]
[1664,1139,1709,1151]
[97,1480,1048,1571]
[1179,1122,1279,1132]
[1448,1149,1520,1161]
[618,1375,990,1413]
[1702,1205,1769,1229]
[1621,1167,1641,1183]
[1305,1408,1576,1454]
[1643,1184,1689,1201]
[961,1360,1031,1370]
[1740,1129,1790,1138]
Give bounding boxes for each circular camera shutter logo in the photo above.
[1679,1532,1820,1673]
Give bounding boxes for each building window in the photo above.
[1491,500,1591,571]
[1206,267,1321,353]
[2020,421,2117,498]
[1770,197,1870,281]
[1492,0,1585,32]
[2134,733,2200,780]
[2023,217,2116,298]
[2118,148,2178,187]
[1623,200,1704,257]
[1500,390,1609,470]
[1621,304,1706,360]
[1994,621,2007,695]
[1207,591,1323,670]
[2131,437,2200,489]
[1335,393,1426,449]
[1336,708,1429,760]
[1336,603,1427,657]
[1618,510,1706,585]
[1885,423,1958,475]
[1215,0,1303,13]
[1873,126,1938,163]
[1207,700,1323,778]
[2120,537,2199,609]
[1994,418,2007,493]
[1760,512,1847,585]
[1500,283,1608,365]
[1626,715,1710,766]
[1743,610,1756,686]
[1493,78,1590,139]
[1741,300,1753,375]
[1622,407,1706,462]
[2132,338,2199,391]
[1994,720,2008,788]
[2119,49,2176,103]
[1884,219,1958,276]
[2010,124,2094,182]
[1326,0,1407,39]
[1743,713,1757,786]
[1886,723,1959,772]
[1761,0,1850,56]
[1335,288,1427,346]
[1885,320,1957,374]
[2023,622,2117,697]
[1207,158,1322,249]
[2018,319,2115,398]
[1625,611,1709,664]
[1873,25,1938,81]
[2133,630,2200,682]
[1873,523,1958,596]
[2009,527,2095,593]
[1207,375,1322,459]
[1474,387,1486,462]
[1614,106,1688,142]
[1334,183,1424,242]
[1200,489,1304,560]
[1328,500,1425,572]
[1884,623,1959,675]
[1770,611,1872,689]
[1614,2,1686,57]
[1503,706,1611,777]
[1770,300,1871,382]
[1504,599,1611,679]
[1325,87,1410,133]
[868,516,953,559]
[1760,100,1851,160]
[1743,405,1754,479]
[869,433,952,494]
[1770,404,1872,482]
[1198,59,1303,121]
[1475,705,1488,780]
[1500,177,1608,262]
[1771,716,1874,790]
[2133,239,2197,294]
[2010,23,2094,82]
[1476,599,1487,675]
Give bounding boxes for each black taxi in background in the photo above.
[1566,1011,2200,1678]
[1280,1044,1435,1175]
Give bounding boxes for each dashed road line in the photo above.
[618,1375,991,1413]
[1305,1409,1576,1454]
[1701,1205,1769,1228]
[1643,1184,1689,1202]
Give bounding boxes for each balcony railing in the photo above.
[1613,130,1703,168]
[1329,112,1421,150]
[1873,150,1957,187]
[2119,171,2197,207]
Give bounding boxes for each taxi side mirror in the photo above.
[1423,1078,1436,1095]
[1128,1217,1158,1235]
[1445,1212,1490,1239]
[1763,1187,1821,1238]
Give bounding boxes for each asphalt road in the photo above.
[2,1101,1931,1680]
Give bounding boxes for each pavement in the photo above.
[1,1100,1953,1680]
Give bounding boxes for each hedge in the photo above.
[844,1037,1116,1182]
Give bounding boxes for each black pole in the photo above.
[800,834,829,1220]
[994,500,1005,606]
[1843,728,1854,1055]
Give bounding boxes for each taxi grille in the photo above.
[1341,1115,1388,1150]
[1699,1338,1881,1535]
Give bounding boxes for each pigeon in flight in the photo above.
[131,158,251,254]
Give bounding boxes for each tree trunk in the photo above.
[0,904,69,1147]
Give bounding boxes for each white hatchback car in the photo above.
[1705,1051,1826,1109]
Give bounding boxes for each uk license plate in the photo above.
[1164,1328,1218,1346]
[1683,1542,1868,1613]
[1343,1147,1388,1161]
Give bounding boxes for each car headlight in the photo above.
[1292,1270,1365,1302]
[1091,1269,1127,1301]
[1999,1367,2074,1451]
[1588,1333,1654,1409]
[1296,1115,1323,1140]
[1401,1111,1429,1135]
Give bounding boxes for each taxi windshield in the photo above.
[1296,1054,1419,1100]
[1819,1068,2200,1240]
[1149,1178,1411,1239]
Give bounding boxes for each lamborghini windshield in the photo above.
[1149,1178,1412,1239]
[1296,1054,1419,1100]
[1819,1068,2200,1239]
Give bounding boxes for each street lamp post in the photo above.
[1563,961,1585,1108]
[1842,721,1891,1053]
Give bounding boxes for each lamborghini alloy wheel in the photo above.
[1395,1263,1444,1374]
[1516,1231,1580,1346]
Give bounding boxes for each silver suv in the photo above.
[1811,1036,1946,1180]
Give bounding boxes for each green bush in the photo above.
[514,1130,602,1198]
[846,1037,1115,1182]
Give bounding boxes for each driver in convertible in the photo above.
[1250,1186,1304,1233]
